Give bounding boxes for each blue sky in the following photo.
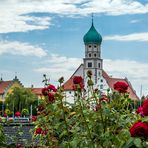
[0,0,148,96]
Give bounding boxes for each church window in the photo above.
[100,79,103,82]
[89,53,91,57]
[94,45,97,48]
[88,62,92,68]
[98,63,101,68]
[94,53,96,57]
[89,45,91,48]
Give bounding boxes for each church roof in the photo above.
[63,64,139,100]
[83,23,102,45]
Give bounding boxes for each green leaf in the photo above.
[133,138,142,148]
[122,137,134,148]
[142,116,148,122]
[70,139,78,148]
[59,130,67,139]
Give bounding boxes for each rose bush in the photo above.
[128,98,148,147]
[32,74,147,147]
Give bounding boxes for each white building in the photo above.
[63,20,139,103]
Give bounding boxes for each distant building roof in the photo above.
[0,81,13,95]
[31,88,43,96]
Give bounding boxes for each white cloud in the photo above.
[34,54,148,96]
[130,19,141,23]
[34,54,82,81]
[104,32,148,41]
[0,0,148,33]
[0,40,47,57]
[103,59,148,96]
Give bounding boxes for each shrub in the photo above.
[32,75,143,147]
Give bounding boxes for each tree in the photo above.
[5,87,37,115]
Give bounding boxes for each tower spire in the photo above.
[14,72,17,79]
[0,74,3,81]
[91,13,94,26]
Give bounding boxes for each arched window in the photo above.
[89,53,91,57]
[98,63,101,68]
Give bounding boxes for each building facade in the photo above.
[63,20,139,103]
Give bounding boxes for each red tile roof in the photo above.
[0,81,13,94]
[63,78,74,91]
[102,70,139,100]
[31,88,43,96]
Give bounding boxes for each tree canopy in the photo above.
[5,87,38,115]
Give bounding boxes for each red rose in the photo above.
[31,116,37,122]
[17,144,22,148]
[3,113,7,117]
[47,84,57,92]
[113,81,128,93]
[130,121,148,138]
[42,88,48,96]
[143,100,148,116]
[48,92,55,103]
[73,76,84,91]
[15,111,21,117]
[73,76,83,84]
[35,127,42,134]
[136,106,144,117]
[143,98,148,105]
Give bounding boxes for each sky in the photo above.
[0,0,148,97]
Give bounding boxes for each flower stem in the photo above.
[78,93,95,148]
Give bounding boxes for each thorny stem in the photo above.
[59,83,71,147]
[77,92,95,148]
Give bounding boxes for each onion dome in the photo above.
[83,22,102,45]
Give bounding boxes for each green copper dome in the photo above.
[83,23,102,45]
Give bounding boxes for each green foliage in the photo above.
[31,77,142,148]
[5,87,37,115]
[0,124,6,146]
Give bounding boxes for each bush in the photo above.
[31,75,147,147]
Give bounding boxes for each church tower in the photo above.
[83,18,103,87]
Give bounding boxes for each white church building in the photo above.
[63,20,139,103]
